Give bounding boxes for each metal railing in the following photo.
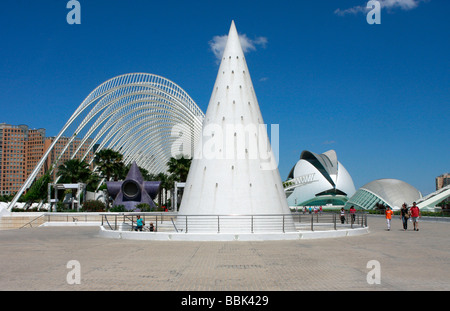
[14,211,367,232]
[19,213,103,229]
[100,211,368,233]
[19,214,47,229]
[291,211,367,231]
[101,212,175,232]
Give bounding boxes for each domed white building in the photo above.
[345,179,423,211]
[286,150,356,207]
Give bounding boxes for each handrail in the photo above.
[19,214,46,229]
[100,211,368,233]
[18,212,103,229]
[171,218,179,232]
[103,215,114,230]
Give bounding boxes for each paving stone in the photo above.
[0,216,448,291]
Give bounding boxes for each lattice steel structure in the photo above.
[8,73,204,210]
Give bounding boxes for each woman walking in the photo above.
[400,203,409,230]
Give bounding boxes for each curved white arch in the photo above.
[8,73,204,210]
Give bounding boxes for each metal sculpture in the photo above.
[106,162,160,211]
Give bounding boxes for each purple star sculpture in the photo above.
[106,162,161,211]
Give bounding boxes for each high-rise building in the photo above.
[436,173,450,190]
[0,124,45,195]
[44,136,94,180]
[0,123,95,195]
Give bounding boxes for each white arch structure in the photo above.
[8,73,204,210]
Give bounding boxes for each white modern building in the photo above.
[344,178,422,211]
[177,21,295,233]
[286,150,356,207]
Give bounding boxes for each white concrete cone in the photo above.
[177,21,294,233]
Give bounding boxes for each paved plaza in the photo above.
[0,215,449,291]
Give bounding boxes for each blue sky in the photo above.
[0,0,448,195]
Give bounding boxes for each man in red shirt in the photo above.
[410,202,421,231]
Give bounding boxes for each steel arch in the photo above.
[8,73,204,210]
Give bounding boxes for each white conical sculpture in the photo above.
[177,21,294,233]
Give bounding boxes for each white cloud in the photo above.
[209,33,268,60]
[322,140,337,145]
[335,0,426,16]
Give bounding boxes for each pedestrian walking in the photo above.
[400,203,409,230]
[134,215,144,231]
[410,202,421,231]
[349,205,356,224]
[385,206,394,231]
[340,208,345,224]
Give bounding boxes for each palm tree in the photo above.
[167,155,192,182]
[94,149,124,181]
[166,155,192,210]
[57,159,92,199]
[57,159,92,184]
[156,172,174,208]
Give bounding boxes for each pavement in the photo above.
[0,215,449,291]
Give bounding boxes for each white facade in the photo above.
[286,150,356,206]
[177,21,294,232]
[349,179,422,210]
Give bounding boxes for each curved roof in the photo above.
[300,150,338,187]
[286,150,356,206]
[288,150,339,186]
[9,73,204,210]
[361,179,422,209]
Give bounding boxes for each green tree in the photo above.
[21,173,52,208]
[57,159,92,184]
[85,172,100,192]
[57,159,92,199]
[156,172,175,207]
[166,155,192,210]
[94,149,124,181]
[167,155,192,182]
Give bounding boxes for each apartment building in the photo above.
[0,124,45,195]
[44,136,94,180]
[436,173,450,191]
[0,123,95,195]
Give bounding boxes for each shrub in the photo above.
[110,205,126,212]
[82,200,106,212]
[136,203,151,212]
